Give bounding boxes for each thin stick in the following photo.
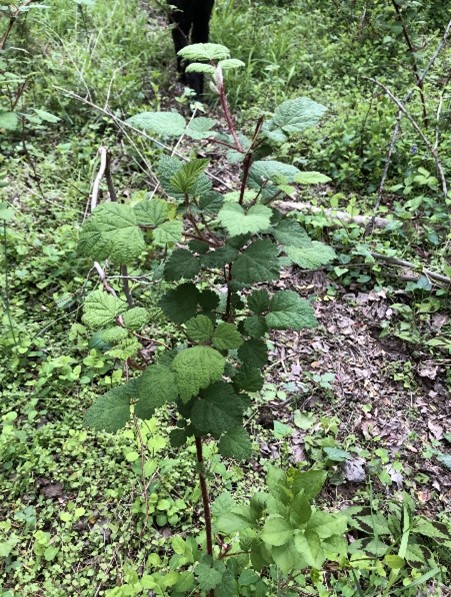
[90,146,108,212]
[370,252,451,287]
[368,78,448,200]
[195,436,214,561]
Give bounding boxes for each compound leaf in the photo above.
[285,242,336,269]
[185,315,214,343]
[232,240,279,285]
[218,427,252,460]
[170,159,209,195]
[273,220,311,248]
[135,364,178,419]
[134,198,169,227]
[218,204,272,236]
[266,291,317,330]
[122,307,149,330]
[84,384,133,432]
[191,382,243,435]
[247,289,270,314]
[173,347,225,402]
[164,249,201,281]
[271,97,327,134]
[127,111,186,137]
[82,289,128,328]
[238,338,268,369]
[78,203,145,265]
[153,220,183,245]
[159,283,200,324]
[212,323,243,350]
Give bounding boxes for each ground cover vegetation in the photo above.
[1,0,450,595]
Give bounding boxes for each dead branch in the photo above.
[370,252,451,287]
[276,201,391,228]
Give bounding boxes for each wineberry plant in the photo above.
[77,44,342,594]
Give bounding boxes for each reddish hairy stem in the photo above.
[195,436,214,561]
[218,83,242,152]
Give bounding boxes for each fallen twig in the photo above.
[276,201,391,228]
[370,252,451,287]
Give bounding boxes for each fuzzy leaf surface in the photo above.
[83,384,133,432]
[218,427,252,460]
[261,516,293,546]
[0,111,18,130]
[185,315,214,343]
[99,327,128,344]
[191,382,243,435]
[163,249,200,281]
[178,43,230,61]
[159,283,199,324]
[135,364,178,419]
[201,245,239,268]
[82,290,128,328]
[153,220,183,245]
[78,204,145,265]
[273,220,311,248]
[285,242,336,269]
[170,159,209,195]
[173,347,225,402]
[238,338,268,368]
[134,198,169,227]
[271,97,327,134]
[233,365,264,392]
[122,307,149,331]
[212,323,243,350]
[127,111,186,137]
[232,240,279,285]
[185,117,216,139]
[218,204,272,236]
[243,316,268,338]
[248,160,300,188]
[247,289,270,314]
[266,291,317,330]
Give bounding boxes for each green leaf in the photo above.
[153,220,183,245]
[249,160,301,188]
[159,283,199,324]
[173,347,226,402]
[238,339,268,368]
[217,510,256,534]
[134,198,169,227]
[164,249,200,281]
[271,540,302,574]
[122,307,149,331]
[185,315,214,343]
[218,204,272,236]
[82,289,128,328]
[290,492,312,526]
[185,117,216,140]
[233,365,264,392]
[414,520,450,540]
[285,242,336,269]
[199,289,220,312]
[105,338,140,360]
[273,220,311,248]
[294,530,325,568]
[201,245,239,268]
[261,515,293,546]
[191,382,243,435]
[247,289,270,314]
[243,316,268,338]
[99,327,128,344]
[271,97,327,134]
[0,111,18,131]
[436,452,451,470]
[306,511,347,539]
[232,240,280,285]
[218,58,245,70]
[170,159,209,194]
[32,108,60,123]
[127,111,186,137]
[384,555,405,570]
[292,470,327,501]
[294,171,331,185]
[135,364,178,419]
[78,203,145,265]
[178,43,230,62]
[169,428,187,448]
[195,563,223,591]
[83,384,133,432]
[212,323,243,350]
[323,447,350,462]
[0,202,14,222]
[266,291,317,330]
[218,427,252,460]
[185,62,215,74]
